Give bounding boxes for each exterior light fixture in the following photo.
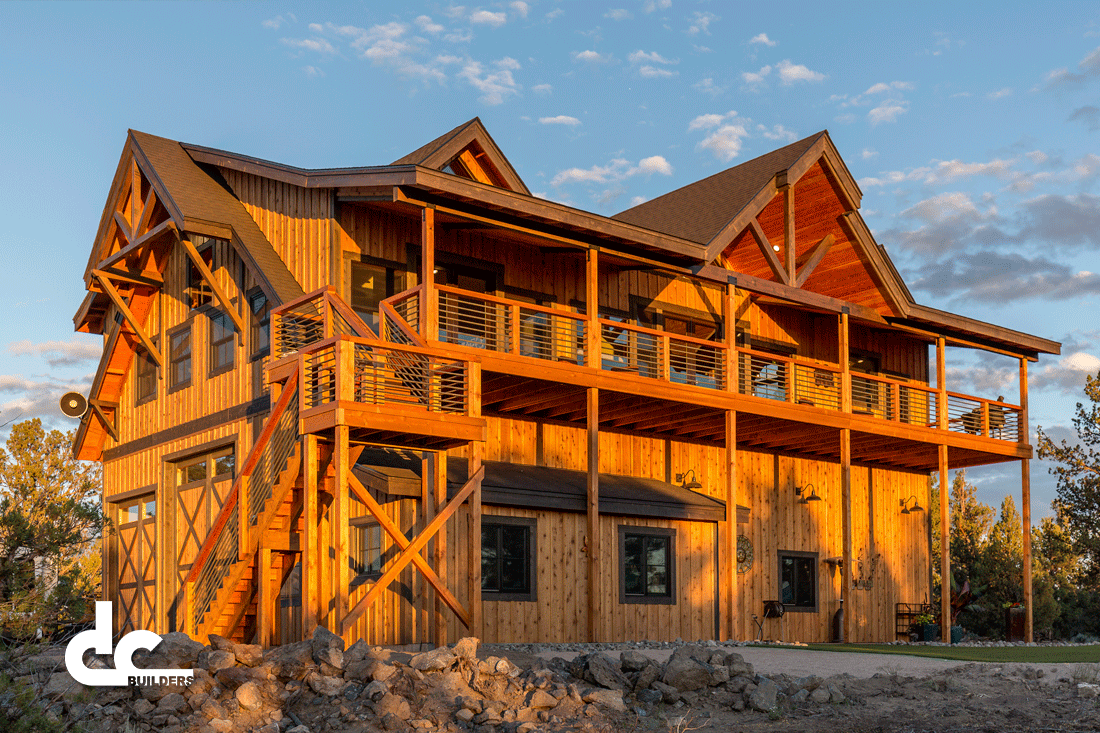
[676,470,703,490]
[900,495,925,514]
[795,483,823,504]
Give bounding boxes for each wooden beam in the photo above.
[421,207,437,341]
[93,271,163,367]
[1020,356,1032,642]
[257,547,273,647]
[939,444,950,643]
[587,386,599,642]
[434,450,448,645]
[704,178,779,262]
[89,401,118,442]
[180,237,247,334]
[135,186,157,240]
[586,249,600,367]
[783,182,795,283]
[95,219,177,275]
[100,266,163,288]
[467,442,483,639]
[841,428,852,643]
[795,234,835,288]
[333,425,350,642]
[937,338,947,430]
[346,471,470,627]
[748,219,789,285]
[456,149,494,186]
[301,435,319,639]
[341,465,484,635]
[839,312,850,414]
[113,210,132,246]
[725,410,738,640]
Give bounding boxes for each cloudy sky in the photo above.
[1,1,1097,518]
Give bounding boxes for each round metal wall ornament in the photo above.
[736,535,754,574]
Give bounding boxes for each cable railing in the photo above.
[599,319,726,390]
[271,287,378,359]
[947,392,1021,440]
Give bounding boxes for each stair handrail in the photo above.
[380,286,426,347]
[183,370,299,634]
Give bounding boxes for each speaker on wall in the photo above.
[59,392,89,418]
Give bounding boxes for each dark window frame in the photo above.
[134,339,158,407]
[207,309,236,378]
[778,550,819,613]
[481,516,537,602]
[618,525,677,605]
[248,287,271,360]
[167,323,192,394]
[351,521,384,582]
[344,253,410,331]
[186,241,215,310]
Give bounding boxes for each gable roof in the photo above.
[391,117,530,195]
[612,132,827,247]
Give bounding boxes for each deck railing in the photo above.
[271,287,377,359]
[374,283,1025,444]
[300,336,469,416]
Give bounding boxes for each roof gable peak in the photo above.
[392,118,530,195]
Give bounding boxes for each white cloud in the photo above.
[470,10,507,27]
[546,8,563,19]
[263,14,295,30]
[444,29,473,43]
[510,1,529,17]
[414,15,445,34]
[693,77,725,96]
[573,50,609,63]
[749,33,776,47]
[532,83,552,94]
[741,65,771,87]
[775,59,825,84]
[758,124,796,142]
[628,50,674,65]
[443,5,467,18]
[863,81,913,96]
[1043,46,1100,87]
[643,0,672,12]
[1031,351,1100,393]
[629,195,648,206]
[8,339,101,368]
[861,148,878,160]
[687,11,717,35]
[688,111,736,131]
[459,57,521,104]
[639,65,676,78]
[868,100,908,125]
[987,87,1013,99]
[697,124,749,162]
[281,37,337,54]
[606,9,632,20]
[304,65,324,77]
[551,155,673,186]
[539,115,581,126]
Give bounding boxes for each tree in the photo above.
[1038,370,1100,583]
[0,419,102,632]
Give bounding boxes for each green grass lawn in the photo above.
[778,643,1100,664]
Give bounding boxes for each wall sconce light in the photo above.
[900,495,925,515]
[795,483,823,504]
[676,469,702,490]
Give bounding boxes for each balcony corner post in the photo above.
[586,249,599,368]
[421,207,438,342]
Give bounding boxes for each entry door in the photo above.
[115,494,156,633]
[174,447,236,614]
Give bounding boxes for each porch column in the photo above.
[421,207,437,341]
[258,547,273,647]
[467,363,483,638]
[939,444,951,643]
[301,434,319,639]
[586,249,600,367]
[1020,357,1033,642]
[433,450,448,645]
[839,312,851,413]
[587,387,600,642]
[333,425,350,642]
[724,410,738,640]
[840,428,852,643]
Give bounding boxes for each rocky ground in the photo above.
[6,631,1100,733]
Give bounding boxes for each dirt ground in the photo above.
[487,645,1100,733]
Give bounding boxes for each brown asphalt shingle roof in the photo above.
[391,118,480,166]
[130,130,305,304]
[612,132,826,245]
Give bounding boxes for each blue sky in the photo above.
[1,1,1098,519]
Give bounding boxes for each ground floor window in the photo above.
[481,517,536,601]
[619,525,676,605]
[779,550,818,612]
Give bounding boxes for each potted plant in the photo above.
[913,613,938,642]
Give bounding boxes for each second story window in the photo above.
[349,260,407,332]
[187,241,214,309]
[169,325,191,391]
[249,289,271,357]
[135,343,158,405]
[209,310,234,376]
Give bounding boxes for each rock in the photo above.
[372,663,398,682]
[792,675,823,693]
[409,646,456,672]
[200,698,227,720]
[495,657,516,676]
[344,659,377,681]
[374,692,412,721]
[636,688,663,704]
[1079,683,1100,699]
[728,676,751,693]
[156,693,187,714]
[132,632,205,670]
[363,680,389,701]
[586,653,631,691]
[583,688,626,713]
[635,661,661,691]
[455,708,475,723]
[527,689,558,709]
[620,650,650,672]
[216,666,266,689]
[306,671,345,696]
[708,665,730,686]
[344,639,370,666]
[310,627,345,669]
[790,688,809,704]
[810,687,832,704]
[453,637,479,660]
[209,719,234,733]
[652,680,680,704]
[662,655,713,692]
[197,649,236,673]
[256,724,280,733]
[827,684,846,704]
[749,677,779,712]
[133,699,156,716]
[235,681,263,711]
[208,635,263,668]
[380,713,405,730]
[286,726,311,733]
[42,671,89,700]
[263,640,315,679]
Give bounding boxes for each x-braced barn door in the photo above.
[115,494,156,633]
[174,446,236,619]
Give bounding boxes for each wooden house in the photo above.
[72,119,1059,647]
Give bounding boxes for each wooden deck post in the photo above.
[939,443,951,643]
[840,428,852,643]
[467,362,483,638]
[301,434,319,639]
[937,338,947,430]
[587,386,600,642]
[724,410,738,640]
[782,175,795,283]
[723,283,736,392]
[839,312,851,413]
[1020,357,1033,642]
[334,425,350,642]
[422,207,437,341]
[586,249,600,368]
[258,547,273,647]
[433,450,448,646]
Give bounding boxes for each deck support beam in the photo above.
[301,434,319,639]
[421,207,437,341]
[782,178,795,283]
[841,427,852,643]
[333,425,350,642]
[724,410,738,640]
[1020,357,1033,642]
[257,547,273,647]
[587,386,600,642]
[93,271,163,368]
[433,450,448,645]
[939,443,951,643]
[586,249,600,366]
[467,362,483,638]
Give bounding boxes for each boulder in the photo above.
[263,640,315,679]
[635,661,661,691]
[453,637,479,661]
[216,666,267,689]
[585,653,631,692]
[373,692,412,721]
[209,719,234,733]
[583,689,626,713]
[661,655,713,692]
[619,650,650,672]
[210,635,264,667]
[235,681,263,711]
[343,639,370,667]
[526,689,558,709]
[197,649,236,673]
[372,663,398,683]
[363,679,389,701]
[344,658,377,681]
[132,699,156,717]
[42,671,90,700]
[132,632,205,670]
[409,646,456,672]
[310,627,345,669]
[306,671,345,696]
[651,680,680,704]
[810,687,832,704]
[636,688,663,705]
[749,677,779,712]
[791,675,823,693]
[1080,683,1100,699]
[156,692,188,714]
[827,684,845,704]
